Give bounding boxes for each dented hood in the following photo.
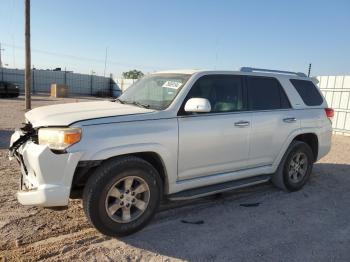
[25,101,154,127]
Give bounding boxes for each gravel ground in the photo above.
[0,95,349,261]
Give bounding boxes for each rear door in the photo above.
[246,76,299,168]
[177,74,251,180]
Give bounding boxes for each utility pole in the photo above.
[90,70,94,95]
[0,43,4,81]
[103,47,108,77]
[25,0,32,110]
[308,63,312,77]
[0,43,4,67]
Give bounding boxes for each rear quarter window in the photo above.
[290,79,323,106]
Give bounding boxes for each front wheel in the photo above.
[83,156,162,237]
[272,141,314,191]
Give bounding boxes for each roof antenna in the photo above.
[308,63,312,77]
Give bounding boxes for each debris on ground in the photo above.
[240,202,261,207]
[181,220,204,225]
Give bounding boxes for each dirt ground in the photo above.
[0,95,349,261]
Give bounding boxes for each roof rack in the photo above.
[240,67,307,77]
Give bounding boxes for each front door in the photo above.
[177,74,251,180]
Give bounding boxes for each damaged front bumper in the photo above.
[9,128,81,207]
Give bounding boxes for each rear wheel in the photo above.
[83,156,162,237]
[272,141,314,191]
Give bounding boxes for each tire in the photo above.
[83,156,162,237]
[272,141,314,192]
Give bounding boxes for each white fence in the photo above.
[114,78,137,92]
[317,75,350,135]
[1,67,114,96]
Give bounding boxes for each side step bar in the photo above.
[167,175,271,201]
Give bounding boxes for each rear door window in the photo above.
[290,79,323,106]
[247,76,291,110]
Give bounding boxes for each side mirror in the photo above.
[184,98,211,113]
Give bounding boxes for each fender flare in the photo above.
[272,128,318,171]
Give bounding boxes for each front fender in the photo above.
[69,118,179,189]
[89,143,177,190]
[90,143,168,162]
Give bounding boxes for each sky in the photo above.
[0,0,349,77]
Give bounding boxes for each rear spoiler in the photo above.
[311,77,319,85]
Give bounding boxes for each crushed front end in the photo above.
[8,123,81,207]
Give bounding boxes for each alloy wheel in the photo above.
[288,152,308,183]
[105,176,150,223]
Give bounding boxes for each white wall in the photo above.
[317,75,350,135]
[1,68,112,96]
[114,78,137,92]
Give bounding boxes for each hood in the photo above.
[25,101,154,127]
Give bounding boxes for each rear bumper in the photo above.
[10,131,81,207]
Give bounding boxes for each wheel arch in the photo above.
[292,133,318,161]
[273,130,320,172]
[130,151,169,194]
[70,151,169,198]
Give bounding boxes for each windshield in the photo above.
[118,73,191,110]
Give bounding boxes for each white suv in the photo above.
[9,67,333,236]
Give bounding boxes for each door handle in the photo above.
[283,117,297,123]
[234,121,250,127]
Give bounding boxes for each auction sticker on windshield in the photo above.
[162,80,183,89]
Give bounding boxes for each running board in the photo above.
[167,175,271,201]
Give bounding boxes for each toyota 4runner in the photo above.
[9,67,333,236]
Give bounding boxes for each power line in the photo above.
[1,42,164,70]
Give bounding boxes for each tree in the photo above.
[122,69,144,79]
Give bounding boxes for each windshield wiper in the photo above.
[130,101,151,109]
[113,98,125,104]
[116,99,151,109]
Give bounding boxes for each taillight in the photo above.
[325,108,334,120]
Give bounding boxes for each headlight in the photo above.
[38,127,81,150]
